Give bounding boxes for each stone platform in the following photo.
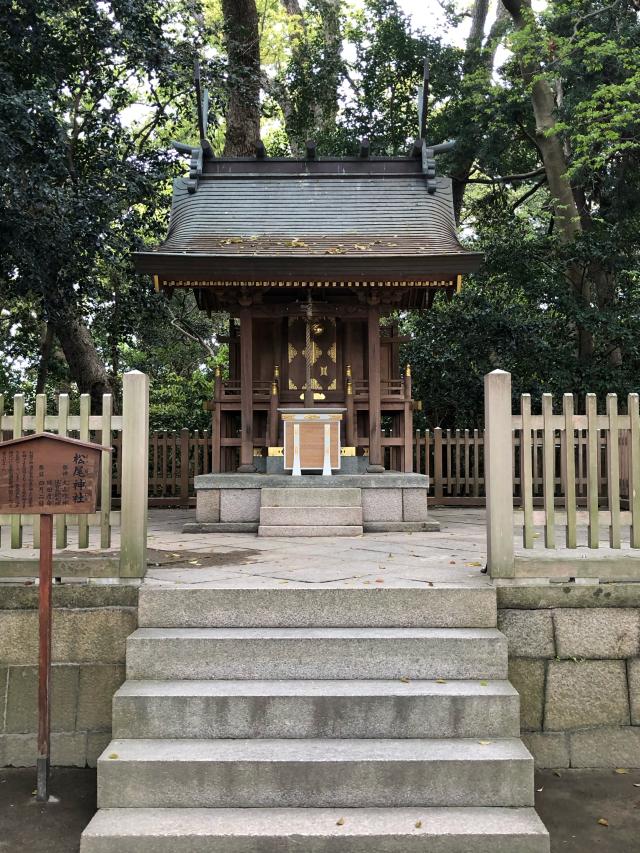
[188,473,438,534]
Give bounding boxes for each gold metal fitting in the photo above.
[214,365,221,378]
[346,378,353,395]
[274,365,280,378]
[405,363,411,377]
[271,381,278,395]
[346,364,352,378]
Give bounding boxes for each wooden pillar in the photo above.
[211,366,222,473]
[238,304,256,472]
[345,366,355,447]
[485,369,515,577]
[269,374,279,447]
[367,300,384,472]
[120,370,149,578]
[403,364,413,473]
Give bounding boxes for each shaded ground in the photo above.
[1,768,638,852]
[535,768,640,852]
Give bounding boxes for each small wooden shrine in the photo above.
[134,64,481,475]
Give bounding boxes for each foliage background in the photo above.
[1,0,638,429]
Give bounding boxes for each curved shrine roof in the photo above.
[133,157,482,286]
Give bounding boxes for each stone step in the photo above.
[81,806,550,853]
[259,506,363,526]
[261,487,362,507]
[113,679,520,740]
[259,524,364,537]
[125,627,508,681]
[138,585,498,629]
[97,737,534,809]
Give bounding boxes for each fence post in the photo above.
[180,428,190,507]
[485,370,514,577]
[119,371,149,578]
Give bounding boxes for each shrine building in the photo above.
[133,81,482,533]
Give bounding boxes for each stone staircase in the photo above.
[258,487,364,536]
[81,584,549,852]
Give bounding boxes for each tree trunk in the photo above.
[451,1,509,222]
[48,305,114,411]
[501,0,593,361]
[276,0,342,151]
[221,0,261,156]
[35,323,55,395]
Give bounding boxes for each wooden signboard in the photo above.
[0,433,109,802]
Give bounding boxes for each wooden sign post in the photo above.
[0,433,110,802]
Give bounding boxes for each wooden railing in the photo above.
[484,369,640,580]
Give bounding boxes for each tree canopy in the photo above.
[1,0,639,427]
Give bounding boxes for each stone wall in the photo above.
[0,585,137,768]
[498,582,640,769]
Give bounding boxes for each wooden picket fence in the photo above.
[0,372,149,577]
[484,369,640,580]
[109,424,632,508]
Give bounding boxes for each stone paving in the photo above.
[3,506,638,586]
[142,507,491,589]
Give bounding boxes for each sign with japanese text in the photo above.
[0,433,105,515]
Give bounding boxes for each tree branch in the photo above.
[511,176,547,210]
[166,305,217,358]
[464,166,546,184]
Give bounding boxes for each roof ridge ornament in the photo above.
[416,56,458,194]
[171,58,215,193]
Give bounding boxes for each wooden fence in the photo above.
[484,369,640,580]
[0,371,149,577]
[130,424,631,508]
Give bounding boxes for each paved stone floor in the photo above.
[3,506,638,584]
[0,508,492,586]
[1,767,639,853]
[143,507,491,588]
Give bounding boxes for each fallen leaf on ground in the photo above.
[415,820,423,828]
[478,740,492,746]
[399,676,411,683]
[108,753,119,760]
[597,818,609,827]
[466,561,483,567]
[375,578,384,583]
[615,768,629,774]
[336,817,345,826]
[479,680,489,686]
[435,678,447,684]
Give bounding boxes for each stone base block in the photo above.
[569,726,640,767]
[362,488,403,521]
[258,525,364,537]
[194,473,434,531]
[364,521,440,532]
[521,732,570,769]
[183,522,258,534]
[220,489,261,522]
[196,489,220,523]
[544,660,629,731]
[2,732,88,767]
